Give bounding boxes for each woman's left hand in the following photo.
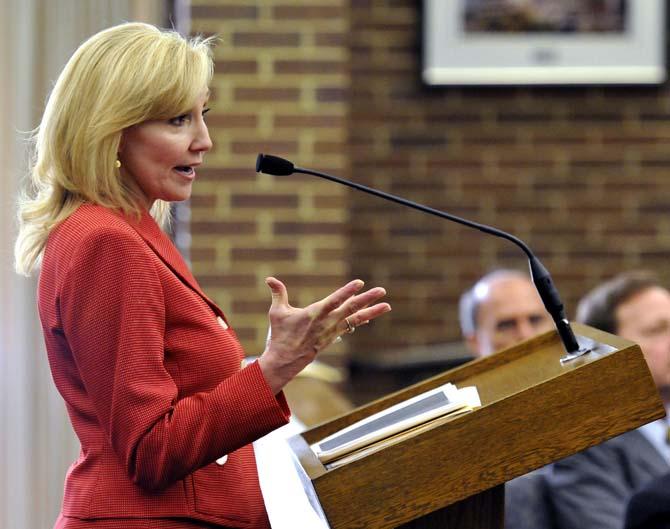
[258,277,391,394]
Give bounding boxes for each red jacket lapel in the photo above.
[127,208,226,320]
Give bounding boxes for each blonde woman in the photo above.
[15,23,390,529]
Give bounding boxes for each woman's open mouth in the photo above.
[173,165,195,178]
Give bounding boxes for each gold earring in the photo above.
[115,159,121,169]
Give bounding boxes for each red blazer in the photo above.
[39,203,290,528]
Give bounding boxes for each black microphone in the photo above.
[256,153,586,359]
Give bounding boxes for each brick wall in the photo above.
[190,1,351,363]
[348,1,670,353]
[189,1,670,363]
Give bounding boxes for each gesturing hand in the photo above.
[258,277,391,394]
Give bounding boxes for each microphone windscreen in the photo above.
[256,153,295,176]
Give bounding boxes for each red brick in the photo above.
[231,248,298,260]
[214,60,258,74]
[313,195,347,208]
[233,32,300,47]
[196,168,257,183]
[190,221,257,235]
[316,87,348,102]
[195,273,256,288]
[314,141,346,154]
[274,115,345,128]
[191,5,258,19]
[234,87,300,101]
[230,327,257,341]
[270,273,345,286]
[274,222,344,235]
[273,5,343,19]
[314,248,347,261]
[274,60,346,75]
[231,194,298,208]
[231,141,299,155]
[232,300,270,314]
[189,247,216,262]
[315,32,347,46]
[206,114,258,128]
[189,194,217,208]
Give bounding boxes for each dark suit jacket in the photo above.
[505,466,556,529]
[547,428,669,529]
[625,472,670,529]
[39,204,290,528]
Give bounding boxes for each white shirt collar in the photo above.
[638,408,670,465]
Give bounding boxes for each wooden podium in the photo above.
[288,323,666,529]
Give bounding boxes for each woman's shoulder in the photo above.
[50,203,145,255]
[40,203,152,285]
[62,203,141,236]
[71,202,135,227]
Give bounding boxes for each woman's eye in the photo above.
[202,107,211,119]
[169,114,190,126]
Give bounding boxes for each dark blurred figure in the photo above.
[625,472,670,529]
[548,271,670,529]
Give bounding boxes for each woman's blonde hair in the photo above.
[15,22,215,276]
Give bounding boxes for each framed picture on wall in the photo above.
[423,0,666,86]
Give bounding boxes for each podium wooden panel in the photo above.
[289,323,666,529]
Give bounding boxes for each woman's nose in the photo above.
[192,121,212,152]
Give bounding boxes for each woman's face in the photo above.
[119,89,212,208]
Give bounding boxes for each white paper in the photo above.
[254,418,331,529]
[311,383,480,464]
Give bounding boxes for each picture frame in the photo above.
[423,0,666,86]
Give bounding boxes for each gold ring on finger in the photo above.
[345,316,356,334]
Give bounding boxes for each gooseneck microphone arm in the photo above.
[256,153,582,355]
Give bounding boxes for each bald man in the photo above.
[460,270,556,529]
[459,269,554,358]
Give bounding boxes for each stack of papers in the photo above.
[310,383,480,467]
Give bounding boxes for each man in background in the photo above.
[460,270,556,528]
[624,471,670,529]
[459,269,553,358]
[548,271,670,529]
